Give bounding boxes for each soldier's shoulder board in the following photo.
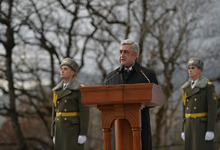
[207,81,212,85]
[80,84,85,87]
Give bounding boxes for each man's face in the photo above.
[60,65,75,80]
[188,65,201,80]
[118,44,138,68]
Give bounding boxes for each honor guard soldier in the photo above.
[181,58,217,150]
[51,58,89,150]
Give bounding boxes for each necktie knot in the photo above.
[192,82,194,85]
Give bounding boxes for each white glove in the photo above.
[181,132,185,140]
[78,135,87,144]
[53,136,55,144]
[205,131,214,141]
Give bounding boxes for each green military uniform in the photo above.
[51,76,89,150]
[181,75,217,150]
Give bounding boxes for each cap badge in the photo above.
[189,60,194,63]
[63,60,68,63]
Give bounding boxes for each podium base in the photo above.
[115,119,133,150]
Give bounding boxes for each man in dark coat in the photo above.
[51,58,89,150]
[104,39,158,150]
[181,58,217,150]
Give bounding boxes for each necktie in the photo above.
[192,82,194,86]
[127,69,130,73]
[63,84,67,90]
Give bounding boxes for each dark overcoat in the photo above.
[104,61,158,150]
[181,75,217,150]
[51,76,89,150]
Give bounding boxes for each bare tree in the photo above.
[0,0,27,149]
[1,0,220,149]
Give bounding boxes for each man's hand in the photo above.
[205,131,214,141]
[78,135,87,144]
[181,132,185,140]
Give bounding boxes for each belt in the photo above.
[56,112,79,117]
[185,112,208,118]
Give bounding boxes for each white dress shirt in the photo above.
[191,79,198,89]
[63,83,69,90]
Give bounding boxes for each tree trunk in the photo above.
[5,9,28,147]
[6,52,27,150]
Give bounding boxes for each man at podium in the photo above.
[104,39,158,150]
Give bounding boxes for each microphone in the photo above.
[101,71,120,85]
[140,70,150,83]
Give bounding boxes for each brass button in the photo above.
[64,118,67,120]
[194,117,196,118]
[64,109,67,112]
[57,101,59,103]
[194,107,196,109]
[57,118,59,121]
[187,99,189,102]
[194,98,197,101]
[187,107,189,110]
[65,100,67,103]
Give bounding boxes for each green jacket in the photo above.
[51,76,89,150]
[181,75,217,150]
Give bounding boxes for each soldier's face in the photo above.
[188,65,201,80]
[119,44,138,68]
[60,65,75,80]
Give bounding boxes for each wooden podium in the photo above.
[80,83,164,150]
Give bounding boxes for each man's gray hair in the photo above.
[121,39,139,54]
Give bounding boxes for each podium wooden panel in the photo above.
[80,83,164,150]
